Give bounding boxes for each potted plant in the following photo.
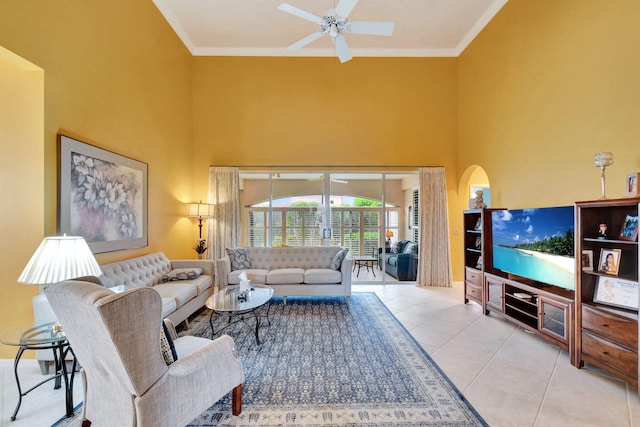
[194,239,207,259]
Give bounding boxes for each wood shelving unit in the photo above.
[574,197,640,391]
[463,209,484,309]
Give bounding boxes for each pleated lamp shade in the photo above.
[18,235,102,285]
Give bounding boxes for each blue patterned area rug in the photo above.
[183,293,487,426]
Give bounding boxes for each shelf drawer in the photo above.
[582,331,638,376]
[465,267,482,286]
[582,305,638,350]
[465,281,482,300]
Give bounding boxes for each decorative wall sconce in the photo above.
[594,152,614,199]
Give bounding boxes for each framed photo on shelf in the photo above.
[626,173,639,197]
[474,236,482,249]
[473,217,482,231]
[618,214,639,242]
[594,276,639,310]
[581,250,593,272]
[597,248,621,275]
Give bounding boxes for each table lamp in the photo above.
[18,235,101,286]
[19,235,102,331]
[385,230,394,247]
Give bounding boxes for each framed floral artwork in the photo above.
[58,133,148,253]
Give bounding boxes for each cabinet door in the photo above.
[539,296,570,344]
[486,277,504,313]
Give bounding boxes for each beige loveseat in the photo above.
[216,246,352,303]
[98,252,214,327]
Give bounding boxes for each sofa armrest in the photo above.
[170,259,214,278]
[168,335,240,378]
[340,256,353,289]
[216,257,231,287]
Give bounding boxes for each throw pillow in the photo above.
[160,321,178,365]
[163,268,202,282]
[330,248,349,270]
[226,248,251,270]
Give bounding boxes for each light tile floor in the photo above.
[2,282,639,426]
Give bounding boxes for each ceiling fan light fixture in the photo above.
[279,0,394,63]
[329,23,338,37]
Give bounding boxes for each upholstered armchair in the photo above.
[45,280,243,426]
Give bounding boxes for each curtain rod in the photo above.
[209,165,443,169]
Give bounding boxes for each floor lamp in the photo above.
[187,201,215,257]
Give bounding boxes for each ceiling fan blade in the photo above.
[333,34,352,63]
[331,178,349,184]
[348,21,395,36]
[287,31,325,51]
[278,3,322,23]
[335,0,359,18]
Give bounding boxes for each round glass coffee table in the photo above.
[206,284,274,345]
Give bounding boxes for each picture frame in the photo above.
[58,133,148,253]
[581,250,593,272]
[626,173,639,197]
[408,206,412,230]
[594,276,639,310]
[473,217,482,231]
[597,248,621,275]
[619,213,639,242]
[470,185,490,208]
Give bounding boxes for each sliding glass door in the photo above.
[241,170,418,284]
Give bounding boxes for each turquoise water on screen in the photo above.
[493,245,574,290]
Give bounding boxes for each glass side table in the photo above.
[0,322,77,421]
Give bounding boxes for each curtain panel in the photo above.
[208,167,241,285]
[417,167,452,287]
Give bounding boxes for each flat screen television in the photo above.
[491,206,575,290]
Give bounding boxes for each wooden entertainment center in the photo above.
[463,209,574,356]
[463,198,640,389]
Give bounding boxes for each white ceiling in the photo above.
[152,0,508,59]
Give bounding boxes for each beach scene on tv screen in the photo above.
[492,207,575,290]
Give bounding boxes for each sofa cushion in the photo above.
[163,268,202,282]
[388,256,399,267]
[228,269,268,285]
[226,248,251,270]
[154,283,198,308]
[304,268,342,284]
[330,248,349,270]
[161,298,177,318]
[189,275,212,295]
[267,268,304,284]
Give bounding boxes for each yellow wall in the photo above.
[458,0,640,208]
[0,48,44,354]
[191,57,458,192]
[0,0,194,358]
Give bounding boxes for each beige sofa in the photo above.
[216,246,352,303]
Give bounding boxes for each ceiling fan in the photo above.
[278,0,395,63]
